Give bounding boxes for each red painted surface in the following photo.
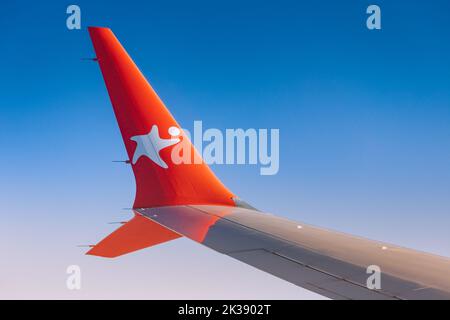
[87,214,181,258]
[88,27,235,209]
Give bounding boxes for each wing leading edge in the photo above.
[136,205,450,300]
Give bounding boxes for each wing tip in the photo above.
[86,214,181,259]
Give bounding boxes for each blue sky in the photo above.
[0,1,449,298]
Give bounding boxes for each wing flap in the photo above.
[229,249,391,300]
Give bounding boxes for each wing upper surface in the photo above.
[136,205,450,300]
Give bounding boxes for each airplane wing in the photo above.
[136,205,450,300]
[86,26,450,300]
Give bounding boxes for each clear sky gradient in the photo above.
[0,1,449,299]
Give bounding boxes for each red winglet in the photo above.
[87,214,181,258]
[88,27,235,209]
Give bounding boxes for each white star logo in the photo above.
[130,125,181,168]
